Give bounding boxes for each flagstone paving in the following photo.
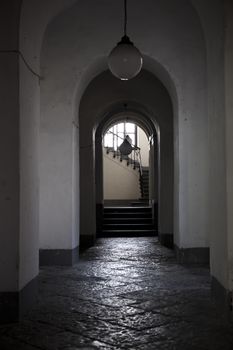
[0,237,233,349]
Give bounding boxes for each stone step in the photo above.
[104,217,152,223]
[103,223,154,230]
[104,206,152,213]
[100,229,156,237]
[130,200,149,206]
[101,204,156,238]
[104,211,152,218]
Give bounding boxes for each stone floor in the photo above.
[1,237,233,350]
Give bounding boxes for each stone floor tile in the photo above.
[1,237,233,349]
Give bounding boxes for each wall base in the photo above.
[0,277,38,324]
[80,235,96,251]
[175,245,209,265]
[211,276,232,319]
[39,246,79,266]
[159,233,173,248]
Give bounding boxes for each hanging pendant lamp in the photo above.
[108,0,143,80]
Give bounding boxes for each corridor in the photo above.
[0,238,233,349]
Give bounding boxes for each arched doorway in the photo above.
[102,120,150,205]
[39,0,209,269]
[95,111,158,238]
[79,70,174,249]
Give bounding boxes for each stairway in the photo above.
[106,148,140,171]
[100,206,156,237]
[140,167,149,200]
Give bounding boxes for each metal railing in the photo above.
[104,130,143,177]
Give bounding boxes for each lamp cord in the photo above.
[124,0,127,36]
[0,49,42,81]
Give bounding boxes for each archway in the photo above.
[79,70,174,248]
[95,109,158,238]
[39,0,209,266]
[102,121,150,205]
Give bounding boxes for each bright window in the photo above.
[104,122,137,150]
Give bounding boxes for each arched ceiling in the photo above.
[39,0,207,125]
[79,69,172,151]
[101,112,154,139]
[20,0,77,71]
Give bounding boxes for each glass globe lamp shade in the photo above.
[108,36,143,80]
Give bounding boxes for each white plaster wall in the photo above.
[19,0,80,253]
[103,152,140,200]
[18,0,78,288]
[39,96,74,249]
[137,127,149,167]
[19,60,40,289]
[191,0,228,288]
[39,15,82,250]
